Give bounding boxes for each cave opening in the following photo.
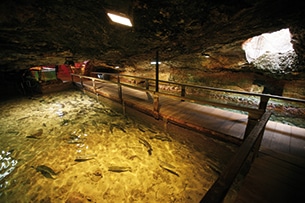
[242,28,294,63]
[241,28,300,101]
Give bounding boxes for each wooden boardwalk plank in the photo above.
[235,150,305,203]
[262,121,278,148]
[290,126,305,156]
[271,122,291,154]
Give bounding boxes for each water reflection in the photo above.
[0,150,18,194]
[0,89,237,202]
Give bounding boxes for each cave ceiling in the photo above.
[1,0,305,77]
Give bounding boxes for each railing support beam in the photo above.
[80,76,83,87]
[244,95,269,140]
[155,50,159,92]
[153,93,159,119]
[118,84,123,104]
[92,78,96,93]
[200,111,272,203]
[181,85,186,101]
[145,79,149,90]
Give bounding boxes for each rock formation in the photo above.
[0,0,305,87]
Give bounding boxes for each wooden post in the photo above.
[163,117,169,132]
[251,129,265,162]
[244,111,263,139]
[117,74,123,103]
[117,74,120,84]
[244,95,269,139]
[92,78,96,93]
[155,50,159,92]
[145,79,149,90]
[80,76,83,87]
[258,95,270,110]
[181,85,185,101]
[153,93,159,119]
[200,111,271,203]
[118,84,123,103]
[122,100,126,115]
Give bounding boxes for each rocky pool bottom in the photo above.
[0,89,239,203]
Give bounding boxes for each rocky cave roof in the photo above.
[1,0,305,78]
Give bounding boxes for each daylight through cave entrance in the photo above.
[242,28,299,74]
[242,28,294,63]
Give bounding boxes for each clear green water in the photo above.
[0,89,238,203]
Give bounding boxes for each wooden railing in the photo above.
[200,111,272,203]
[73,72,305,138]
[89,72,305,104]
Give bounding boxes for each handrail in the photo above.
[86,77,258,114]
[200,111,272,203]
[73,73,305,119]
[72,72,305,140]
[90,72,305,104]
[73,73,259,114]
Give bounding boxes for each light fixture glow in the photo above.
[150,61,161,65]
[107,13,132,27]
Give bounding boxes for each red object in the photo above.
[57,64,72,81]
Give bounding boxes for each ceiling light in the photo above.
[107,13,132,27]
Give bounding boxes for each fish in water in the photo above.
[109,123,126,133]
[67,137,86,144]
[60,119,69,126]
[26,129,43,139]
[137,125,146,132]
[32,165,58,179]
[66,133,86,144]
[149,135,172,142]
[158,159,176,169]
[159,164,179,177]
[18,116,30,121]
[139,138,152,156]
[74,154,96,162]
[118,126,126,133]
[91,120,98,127]
[128,155,141,161]
[108,166,132,173]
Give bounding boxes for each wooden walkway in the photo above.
[75,79,305,202]
[235,148,305,203]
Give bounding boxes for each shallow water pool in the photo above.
[0,89,238,202]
